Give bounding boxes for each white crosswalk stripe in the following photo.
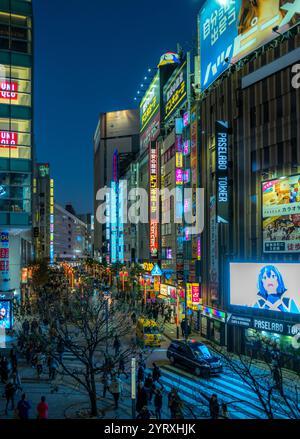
[160,364,291,419]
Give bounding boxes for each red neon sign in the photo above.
[0,131,18,148]
[0,81,18,100]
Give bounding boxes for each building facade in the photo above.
[54,204,88,261]
[0,0,34,300]
[93,109,140,260]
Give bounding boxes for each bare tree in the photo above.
[17,287,138,417]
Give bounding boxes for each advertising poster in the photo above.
[163,61,187,123]
[140,73,160,133]
[230,262,300,314]
[262,175,300,253]
[149,142,159,259]
[0,300,12,329]
[209,196,219,300]
[199,0,300,91]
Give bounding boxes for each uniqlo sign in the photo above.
[0,81,18,100]
[0,131,18,148]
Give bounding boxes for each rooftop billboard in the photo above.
[199,0,300,92]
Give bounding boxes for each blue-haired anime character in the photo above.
[253,265,299,313]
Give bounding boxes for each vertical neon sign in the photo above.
[49,179,54,265]
[149,142,158,259]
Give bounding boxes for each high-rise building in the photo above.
[93,109,140,260]
[54,204,88,261]
[0,0,34,299]
[33,163,54,264]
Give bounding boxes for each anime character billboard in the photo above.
[230,263,300,314]
[0,300,12,329]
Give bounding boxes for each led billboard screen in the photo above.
[199,0,300,91]
[262,175,300,253]
[230,262,300,314]
[0,300,12,329]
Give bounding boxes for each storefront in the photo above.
[199,306,226,346]
[227,314,300,372]
[158,283,182,322]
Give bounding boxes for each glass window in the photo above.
[0,65,31,81]
[0,38,9,49]
[0,118,30,133]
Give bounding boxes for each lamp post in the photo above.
[131,357,136,419]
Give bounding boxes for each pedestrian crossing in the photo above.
[159,364,291,419]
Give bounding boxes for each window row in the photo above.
[0,117,31,133]
[0,198,30,213]
[0,145,31,159]
[0,12,32,28]
[0,185,30,199]
[0,172,31,186]
[0,37,31,54]
[0,65,31,81]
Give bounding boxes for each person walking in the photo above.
[221,402,229,419]
[118,356,128,379]
[49,358,59,380]
[168,388,183,419]
[11,367,22,393]
[16,393,31,420]
[57,340,64,363]
[4,380,16,415]
[209,394,220,419]
[101,371,111,398]
[9,347,18,370]
[131,312,137,325]
[110,375,122,409]
[113,335,120,357]
[154,388,163,420]
[22,319,30,337]
[136,405,152,419]
[144,373,154,402]
[136,382,148,415]
[152,362,163,389]
[137,363,145,383]
[37,396,49,419]
[0,356,9,383]
[36,352,45,378]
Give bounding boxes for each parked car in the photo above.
[167,339,223,377]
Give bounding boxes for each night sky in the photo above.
[33,0,204,214]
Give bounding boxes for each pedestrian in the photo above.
[36,352,44,378]
[36,396,49,419]
[168,387,183,419]
[109,375,122,409]
[22,319,30,336]
[49,357,59,380]
[209,394,219,419]
[9,347,18,370]
[131,312,137,325]
[101,371,111,398]
[154,388,163,419]
[144,373,154,402]
[181,318,187,338]
[16,393,31,420]
[118,356,128,379]
[152,362,163,388]
[11,367,22,393]
[4,380,16,415]
[113,335,120,356]
[0,355,9,383]
[136,405,152,419]
[221,402,229,419]
[136,382,148,414]
[57,339,64,363]
[137,364,145,382]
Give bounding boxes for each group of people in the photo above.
[0,347,49,418]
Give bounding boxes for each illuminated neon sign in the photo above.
[49,179,54,265]
[0,81,18,100]
[149,142,159,258]
[0,131,18,148]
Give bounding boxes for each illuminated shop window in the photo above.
[0,65,31,81]
[0,118,31,133]
[0,146,31,159]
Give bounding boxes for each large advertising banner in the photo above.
[199,0,300,91]
[230,262,300,314]
[209,196,219,301]
[262,175,300,253]
[140,73,160,133]
[163,61,187,123]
